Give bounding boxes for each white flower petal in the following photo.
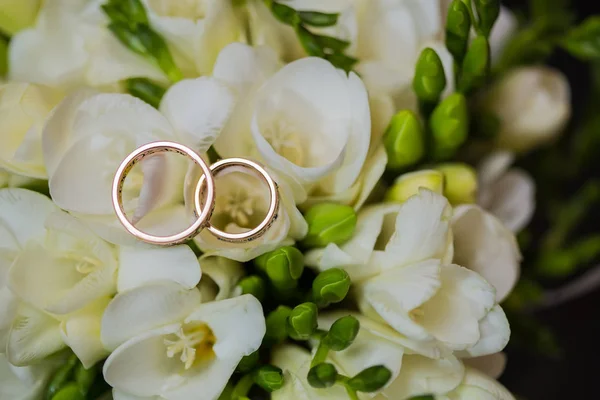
[118,245,201,292]
[6,304,64,366]
[0,353,56,400]
[418,265,496,351]
[463,353,507,380]
[0,287,18,351]
[160,77,235,153]
[101,283,201,351]
[452,205,521,302]
[457,306,510,358]
[385,189,453,267]
[477,151,514,188]
[113,389,158,400]
[447,367,515,400]
[490,7,518,65]
[197,256,244,302]
[60,297,110,369]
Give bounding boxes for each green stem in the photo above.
[344,385,360,400]
[230,374,254,399]
[310,342,330,368]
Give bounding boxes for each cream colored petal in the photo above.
[163,358,240,400]
[385,189,453,268]
[60,296,111,369]
[452,205,521,302]
[6,304,64,366]
[445,367,515,400]
[477,151,514,188]
[197,256,244,301]
[418,265,496,351]
[118,245,201,292]
[0,287,18,351]
[0,353,56,400]
[0,188,57,248]
[113,389,158,400]
[357,259,442,341]
[463,353,507,380]
[160,77,235,153]
[383,354,464,399]
[101,283,201,351]
[457,306,510,358]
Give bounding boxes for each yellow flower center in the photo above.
[164,322,216,370]
[148,0,206,19]
[62,251,104,274]
[220,188,257,228]
[262,119,304,166]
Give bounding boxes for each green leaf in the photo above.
[325,52,358,73]
[125,78,166,109]
[298,11,339,27]
[315,34,351,52]
[270,2,300,25]
[295,24,325,57]
[562,16,600,60]
[103,0,148,26]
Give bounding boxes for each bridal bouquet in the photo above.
[1,0,598,399]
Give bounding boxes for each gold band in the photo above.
[112,141,215,246]
[194,158,279,243]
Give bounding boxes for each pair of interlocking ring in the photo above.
[111,141,279,246]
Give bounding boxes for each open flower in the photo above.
[308,189,510,358]
[0,82,64,179]
[101,282,265,400]
[438,367,515,400]
[0,353,62,400]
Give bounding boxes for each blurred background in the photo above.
[500,0,600,398]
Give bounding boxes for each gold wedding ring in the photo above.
[112,141,215,246]
[194,158,279,243]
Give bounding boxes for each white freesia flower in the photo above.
[102,283,265,400]
[463,352,507,380]
[308,189,510,357]
[0,168,46,189]
[482,66,571,153]
[141,0,245,77]
[42,77,234,244]
[478,151,535,233]
[9,0,165,90]
[197,256,244,302]
[0,353,61,400]
[437,367,515,400]
[250,0,516,110]
[0,82,64,179]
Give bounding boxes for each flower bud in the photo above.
[413,48,447,104]
[383,110,425,169]
[323,315,360,351]
[46,354,78,399]
[265,306,292,345]
[482,66,571,153]
[255,246,304,291]
[435,163,478,205]
[0,0,41,35]
[102,0,148,25]
[303,203,357,248]
[474,0,500,37]
[286,302,318,340]
[347,365,392,393]
[253,365,284,392]
[385,170,445,204]
[125,78,166,109]
[307,363,338,388]
[446,0,471,63]
[74,362,96,396]
[429,93,469,160]
[458,35,490,94]
[237,350,260,373]
[312,268,351,308]
[237,275,266,302]
[51,383,85,400]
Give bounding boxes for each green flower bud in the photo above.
[413,48,447,104]
[307,363,338,388]
[46,354,79,399]
[102,0,148,25]
[237,275,266,302]
[270,2,300,25]
[298,11,339,27]
[383,110,425,169]
[458,35,490,94]
[0,0,41,35]
[303,203,357,248]
[312,268,351,308]
[74,362,97,396]
[253,365,284,392]
[51,383,85,400]
[265,305,292,345]
[474,0,500,37]
[237,350,260,373]
[125,78,166,109]
[295,25,325,57]
[446,0,471,63]
[347,365,392,393]
[255,246,304,290]
[0,36,8,78]
[385,170,445,204]
[323,315,360,351]
[286,302,318,340]
[435,163,478,205]
[429,93,469,160]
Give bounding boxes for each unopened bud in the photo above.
[237,275,266,302]
[323,315,360,351]
[286,302,318,340]
[458,35,490,94]
[255,246,304,290]
[312,268,351,308]
[385,170,444,204]
[303,203,357,248]
[446,0,471,63]
[253,365,284,392]
[74,362,96,396]
[474,0,500,37]
[51,383,85,400]
[265,305,292,345]
[237,350,260,373]
[435,163,478,205]
[347,365,392,393]
[307,363,338,388]
[383,110,425,169]
[413,48,447,104]
[429,93,469,160]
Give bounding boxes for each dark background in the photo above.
[499,1,600,398]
